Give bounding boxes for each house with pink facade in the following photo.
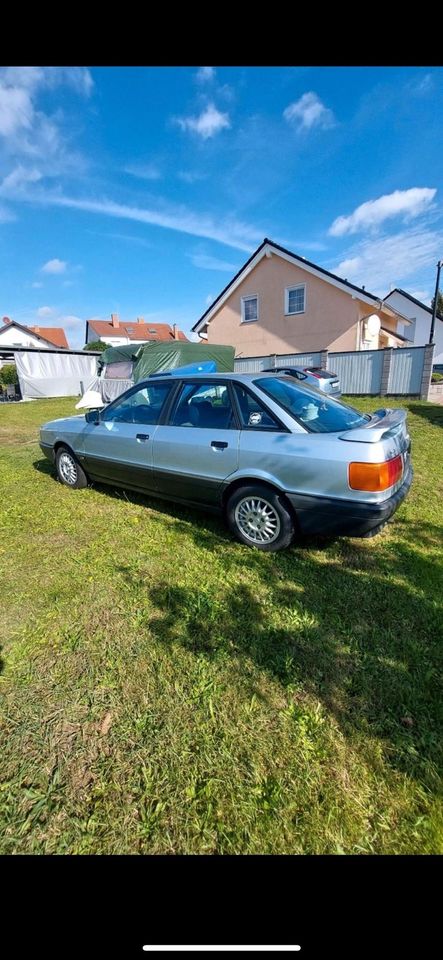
[192,239,411,357]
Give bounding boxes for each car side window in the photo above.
[101,382,172,425]
[233,383,281,430]
[170,382,235,429]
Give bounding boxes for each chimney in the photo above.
[34,326,40,333]
[111,313,120,328]
[173,323,178,340]
[2,316,11,324]
[137,317,144,324]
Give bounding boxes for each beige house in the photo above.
[192,239,411,356]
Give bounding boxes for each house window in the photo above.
[241,295,259,323]
[285,284,306,315]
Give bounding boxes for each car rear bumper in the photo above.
[287,464,413,538]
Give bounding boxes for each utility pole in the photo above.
[429,259,442,343]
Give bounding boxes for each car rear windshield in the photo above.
[254,376,369,433]
[306,368,338,378]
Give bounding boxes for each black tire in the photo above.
[226,483,295,552]
[55,445,88,489]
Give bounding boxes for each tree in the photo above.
[430,290,443,317]
[0,363,18,385]
[83,340,107,352]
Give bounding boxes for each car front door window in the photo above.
[102,383,172,425]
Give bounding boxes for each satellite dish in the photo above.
[366,314,381,336]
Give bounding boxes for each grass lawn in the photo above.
[0,396,442,854]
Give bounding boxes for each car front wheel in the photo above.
[226,484,295,552]
[55,446,88,489]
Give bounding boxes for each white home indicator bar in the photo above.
[143,948,301,953]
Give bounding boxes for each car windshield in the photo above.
[254,376,369,433]
[306,368,337,378]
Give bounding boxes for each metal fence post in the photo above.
[380,349,392,395]
[420,343,435,400]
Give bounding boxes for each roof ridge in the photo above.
[192,237,382,332]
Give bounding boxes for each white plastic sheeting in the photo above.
[76,387,104,409]
[75,376,134,408]
[15,350,97,399]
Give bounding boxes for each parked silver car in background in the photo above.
[39,372,412,552]
[263,365,341,397]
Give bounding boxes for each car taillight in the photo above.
[305,369,321,378]
[349,455,403,491]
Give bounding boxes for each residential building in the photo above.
[192,239,410,357]
[0,317,69,362]
[383,288,443,366]
[85,314,188,347]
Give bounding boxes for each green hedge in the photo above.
[0,364,19,385]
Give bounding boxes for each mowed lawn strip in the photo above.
[0,396,442,853]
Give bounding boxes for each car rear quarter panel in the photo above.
[237,430,409,504]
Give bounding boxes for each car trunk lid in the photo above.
[339,407,409,446]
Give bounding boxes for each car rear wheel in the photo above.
[226,484,295,552]
[55,446,88,489]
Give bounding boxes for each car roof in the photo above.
[142,371,290,384]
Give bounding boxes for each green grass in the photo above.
[0,396,442,854]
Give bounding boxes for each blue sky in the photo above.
[1,65,442,348]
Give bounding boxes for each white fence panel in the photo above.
[388,347,424,395]
[234,356,271,373]
[328,350,383,394]
[234,352,322,373]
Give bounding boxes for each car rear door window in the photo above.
[170,382,236,429]
[101,382,173,425]
[233,383,282,429]
[255,376,368,433]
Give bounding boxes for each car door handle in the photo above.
[136,433,150,442]
[211,440,228,450]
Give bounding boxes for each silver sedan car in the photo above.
[39,372,413,552]
[263,365,341,397]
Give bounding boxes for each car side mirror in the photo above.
[85,408,101,424]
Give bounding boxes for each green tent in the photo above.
[133,342,235,380]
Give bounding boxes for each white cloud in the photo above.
[409,289,430,304]
[1,66,93,96]
[0,84,33,138]
[178,170,205,184]
[124,162,162,181]
[332,227,442,294]
[31,281,43,288]
[176,103,230,139]
[37,305,55,317]
[329,187,437,237]
[196,67,215,83]
[411,73,434,96]
[61,314,84,327]
[283,92,335,131]
[41,258,67,274]
[191,252,237,272]
[1,165,42,194]
[205,294,214,306]
[0,67,92,177]
[26,191,261,252]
